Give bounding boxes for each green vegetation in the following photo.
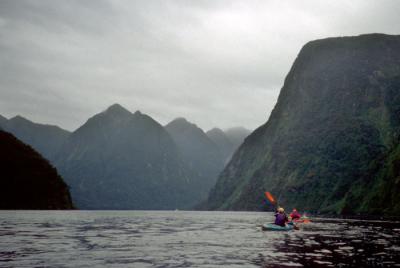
[206,34,400,216]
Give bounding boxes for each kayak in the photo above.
[262,222,295,231]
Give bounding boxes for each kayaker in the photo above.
[290,208,301,221]
[274,207,288,227]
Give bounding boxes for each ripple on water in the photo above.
[338,246,354,251]
[315,249,332,254]
[1,211,400,267]
[313,260,333,265]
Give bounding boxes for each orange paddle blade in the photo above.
[265,191,276,204]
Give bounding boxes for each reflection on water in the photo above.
[0,211,399,267]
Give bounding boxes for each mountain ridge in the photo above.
[56,104,201,209]
[0,115,70,162]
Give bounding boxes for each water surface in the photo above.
[0,211,399,267]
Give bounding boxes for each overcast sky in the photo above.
[0,0,399,132]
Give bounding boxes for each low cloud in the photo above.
[0,0,399,131]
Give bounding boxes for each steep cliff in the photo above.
[207,34,400,215]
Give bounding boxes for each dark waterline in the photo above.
[0,211,399,267]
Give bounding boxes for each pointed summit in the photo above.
[57,105,197,210]
[104,103,132,116]
[133,110,142,116]
[9,115,31,123]
[74,104,132,134]
[165,117,197,132]
[173,117,188,123]
[207,127,225,136]
[169,117,188,124]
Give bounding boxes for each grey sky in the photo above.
[0,0,399,131]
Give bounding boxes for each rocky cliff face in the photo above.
[0,130,73,209]
[207,34,400,215]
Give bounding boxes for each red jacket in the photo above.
[290,211,301,220]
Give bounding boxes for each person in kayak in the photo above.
[290,208,301,221]
[274,207,288,227]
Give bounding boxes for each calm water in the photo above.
[0,211,400,267]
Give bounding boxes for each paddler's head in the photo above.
[278,207,284,213]
[292,208,297,212]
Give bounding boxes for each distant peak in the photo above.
[225,126,250,132]
[133,110,142,116]
[172,117,188,124]
[165,117,207,134]
[207,128,224,134]
[104,104,131,115]
[166,117,197,128]
[10,115,30,122]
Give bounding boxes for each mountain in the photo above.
[165,118,224,199]
[206,34,400,216]
[0,130,73,209]
[206,128,234,163]
[56,104,198,209]
[0,115,7,128]
[1,115,70,162]
[207,127,251,164]
[224,127,251,148]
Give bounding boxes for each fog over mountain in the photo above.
[224,127,251,148]
[206,128,234,163]
[206,127,251,163]
[165,118,224,199]
[1,1,399,132]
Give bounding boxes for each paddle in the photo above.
[264,191,278,210]
[301,213,311,223]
